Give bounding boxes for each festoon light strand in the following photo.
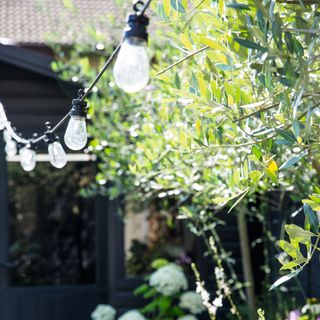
[0,0,152,171]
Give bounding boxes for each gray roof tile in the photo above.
[0,0,125,45]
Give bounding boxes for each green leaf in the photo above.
[269,269,301,291]
[292,87,304,120]
[227,3,250,10]
[280,259,307,270]
[276,129,296,144]
[151,258,169,269]
[272,14,283,48]
[249,170,263,184]
[157,296,171,311]
[141,299,159,313]
[285,224,317,242]
[279,151,307,170]
[170,0,185,13]
[303,204,319,233]
[292,120,300,138]
[285,32,294,53]
[163,0,171,16]
[195,119,202,137]
[293,36,304,57]
[143,287,158,299]
[228,188,250,213]
[199,36,227,51]
[179,131,189,148]
[234,37,267,51]
[277,240,304,259]
[157,2,169,21]
[252,145,262,160]
[134,284,149,296]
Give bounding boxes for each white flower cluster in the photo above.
[215,267,229,296]
[149,263,188,296]
[178,315,198,320]
[91,305,116,320]
[118,310,146,320]
[195,269,224,318]
[179,291,206,314]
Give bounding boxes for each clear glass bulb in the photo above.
[64,115,87,151]
[5,140,17,157]
[0,112,5,131]
[19,147,36,171]
[48,141,67,169]
[3,129,11,143]
[113,37,149,93]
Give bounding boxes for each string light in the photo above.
[0,0,153,171]
[19,144,36,172]
[3,129,17,157]
[44,122,67,169]
[3,129,11,143]
[113,3,150,93]
[5,139,17,157]
[64,93,88,151]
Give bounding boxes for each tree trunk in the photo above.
[237,206,257,318]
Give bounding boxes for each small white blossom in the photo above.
[213,296,223,308]
[149,263,188,296]
[179,291,206,314]
[91,305,116,320]
[118,310,146,320]
[178,315,198,320]
[214,267,224,280]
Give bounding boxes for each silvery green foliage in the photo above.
[91,305,116,320]
[117,310,146,320]
[177,315,198,320]
[149,263,188,296]
[179,291,206,315]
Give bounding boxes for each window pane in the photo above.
[8,162,96,286]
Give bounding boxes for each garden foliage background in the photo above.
[51,0,320,318]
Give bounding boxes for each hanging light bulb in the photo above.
[3,129,11,143]
[19,144,36,171]
[45,122,67,169]
[0,102,6,130]
[5,139,17,157]
[64,96,88,151]
[48,141,67,168]
[113,11,150,93]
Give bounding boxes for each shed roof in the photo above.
[0,0,124,45]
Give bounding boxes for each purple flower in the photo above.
[287,310,301,320]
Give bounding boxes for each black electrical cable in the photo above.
[79,43,122,102]
[2,0,153,147]
[140,0,153,16]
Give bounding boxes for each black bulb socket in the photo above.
[18,142,37,151]
[124,14,149,42]
[70,99,88,118]
[44,131,59,145]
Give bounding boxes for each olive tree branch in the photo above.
[156,46,209,76]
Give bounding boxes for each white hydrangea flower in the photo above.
[91,305,116,320]
[178,315,198,320]
[118,310,146,320]
[179,291,206,314]
[149,263,188,296]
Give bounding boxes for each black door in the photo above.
[0,138,108,320]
